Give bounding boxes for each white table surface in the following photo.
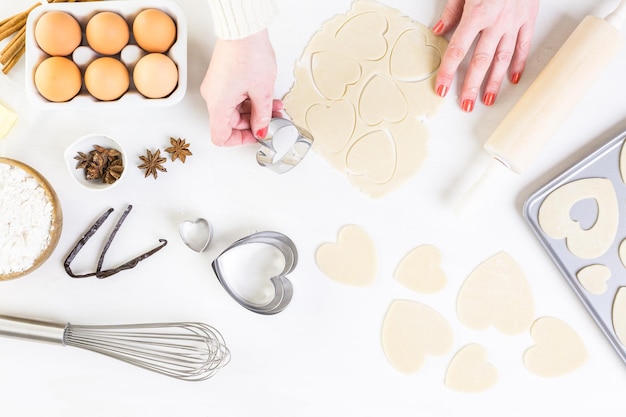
[2,0,626,415]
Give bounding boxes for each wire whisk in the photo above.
[0,315,230,381]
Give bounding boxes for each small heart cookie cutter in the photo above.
[179,218,213,252]
[212,231,297,315]
[256,118,313,174]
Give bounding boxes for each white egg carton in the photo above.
[25,0,187,109]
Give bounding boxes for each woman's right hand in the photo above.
[201,29,283,146]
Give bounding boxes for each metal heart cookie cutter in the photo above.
[179,218,213,252]
[256,117,313,174]
[211,231,296,315]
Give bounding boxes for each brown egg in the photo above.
[133,9,177,53]
[133,53,178,99]
[34,11,82,56]
[84,57,129,101]
[34,57,82,102]
[86,12,129,55]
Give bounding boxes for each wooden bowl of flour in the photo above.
[0,158,63,280]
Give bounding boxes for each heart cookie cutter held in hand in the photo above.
[211,231,297,315]
[256,117,313,174]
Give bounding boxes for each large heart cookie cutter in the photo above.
[211,231,297,315]
[257,118,313,174]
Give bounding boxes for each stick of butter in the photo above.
[0,101,17,139]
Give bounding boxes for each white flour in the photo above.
[0,163,53,275]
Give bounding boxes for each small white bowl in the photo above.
[65,133,127,190]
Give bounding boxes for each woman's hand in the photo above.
[201,29,283,146]
[432,0,539,112]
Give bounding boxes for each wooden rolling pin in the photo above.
[484,1,626,174]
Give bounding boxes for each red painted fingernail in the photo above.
[432,20,445,35]
[436,84,448,97]
[461,99,474,112]
[256,127,268,139]
[511,72,521,84]
[483,92,496,106]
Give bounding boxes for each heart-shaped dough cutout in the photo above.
[311,51,362,100]
[524,317,588,377]
[620,139,626,184]
[315,224,377,287]
[612,287,626,347]
[382,299,453,374]
[538,177,618,259]
[345,130,396,184]
[390,28,441,82]
[334,11,389,61]
[305,100,356,154]
[620,239,626,268]
[179,218,213,252]
[576,264,611,295]
[358,74,408,125]
[457,252,534,335]
[445,344,497,393]
[394,244,446,293]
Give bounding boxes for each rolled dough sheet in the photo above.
[523,316,588,377]
[381,299,453,374]
[457,252,534,335]
[283,0,447,198]
[444,344,497,393]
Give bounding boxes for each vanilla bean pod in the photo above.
[64,205,167,279]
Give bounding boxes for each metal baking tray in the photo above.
[524,129,626,364]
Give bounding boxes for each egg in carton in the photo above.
[24,0,187,109]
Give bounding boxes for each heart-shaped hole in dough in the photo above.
[569,197,599,231]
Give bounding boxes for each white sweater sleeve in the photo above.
[207,0,278,39]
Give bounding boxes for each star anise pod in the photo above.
[138,149,167,179]
[85,150,107,180]
[75,144,125,184]
[85,162,104,180]
[165,137,192,163]
[94,145,122,160]
[74,151,91,169]
[103,159,124,184]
